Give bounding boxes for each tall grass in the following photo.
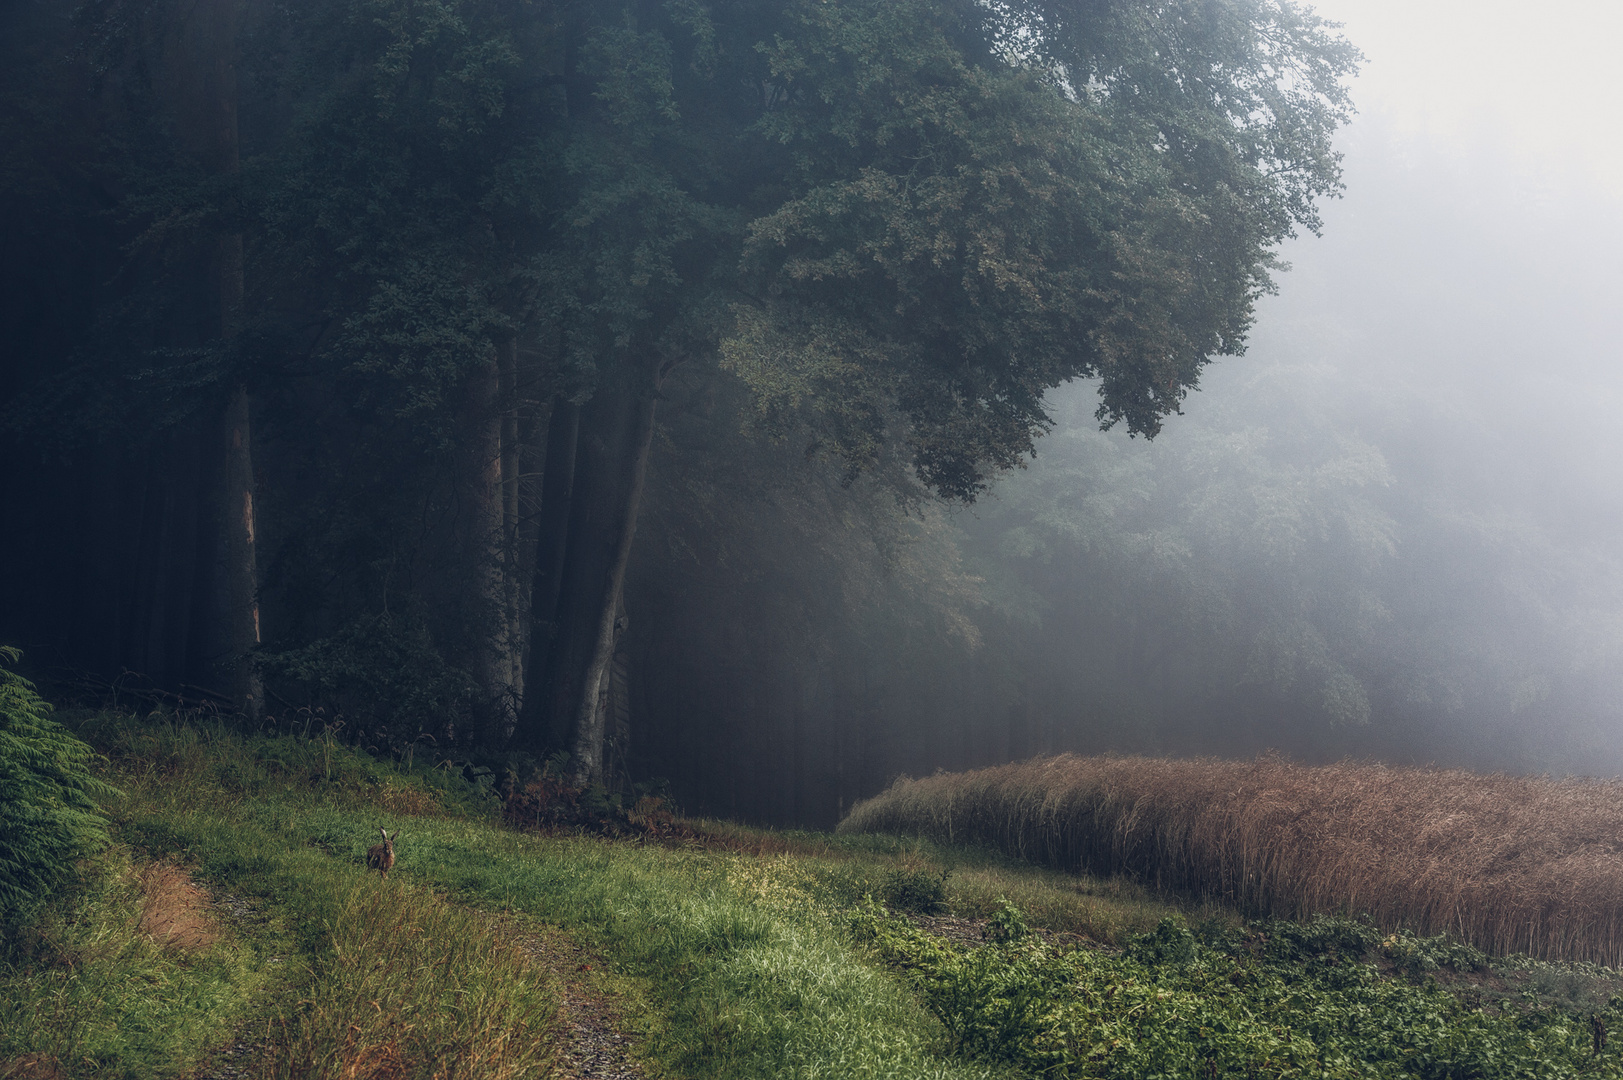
[267,880,557,1080]
[840,753,1623,964]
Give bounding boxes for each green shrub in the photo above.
[882,865,950,914]
[0,648,119,929]
[258,611,475,744]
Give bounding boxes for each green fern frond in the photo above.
[0,649,120,928]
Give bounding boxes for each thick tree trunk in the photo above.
[190,0,260,719]
[516,393,580,749]
[543,367,658,784]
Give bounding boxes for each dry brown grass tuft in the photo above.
[0,1054,64,1080]
[840,753,1623,964]
[135,863,220,950]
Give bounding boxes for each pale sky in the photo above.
[1315,0,1623,203]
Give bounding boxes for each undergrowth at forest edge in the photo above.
[7,710,1623,1079]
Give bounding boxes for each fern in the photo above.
[0,646,119,928]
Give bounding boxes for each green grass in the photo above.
[0,845,274,1078]
[1,713,559,1080]
[7,710,1623,1080]
[6,712,1025,1079]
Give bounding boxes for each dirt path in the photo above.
[174,867,650,1080]
[507,924,648,1080]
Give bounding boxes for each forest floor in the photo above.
[5,712,1623,1080]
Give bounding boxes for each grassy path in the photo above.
[4,714,1020,1079]
[504,922,647,1079]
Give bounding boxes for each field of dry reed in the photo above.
[839,753,1623,964]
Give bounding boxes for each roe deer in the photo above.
[366,828,397,878]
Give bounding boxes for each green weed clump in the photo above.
[841,753,1623,963]
[853,902,1623,1079]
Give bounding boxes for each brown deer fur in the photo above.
[366,828,396,878]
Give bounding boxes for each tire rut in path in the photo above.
[508,923,649,1080]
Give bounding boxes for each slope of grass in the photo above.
[10,712,1623,1080]
[8,711,1035,1080]
[840,753,1623,963]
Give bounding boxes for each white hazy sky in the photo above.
[1315,0,1623,199]
[1210,0,1623,557]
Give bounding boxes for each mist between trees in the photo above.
[1,0,1613,830]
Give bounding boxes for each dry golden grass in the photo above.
[840,753,1623,964]
[135,863,220,951]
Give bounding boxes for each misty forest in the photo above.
[6,0,1623,1075]
[5,0,1617,826]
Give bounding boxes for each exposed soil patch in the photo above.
[0,1054,65,1080]
[137,863,221,950]
[907,912,1099,953]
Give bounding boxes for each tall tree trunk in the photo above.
[516,392,580,749]
[543,366,658,784]
[165,0,262,717]
[218,383,262,718]
[500,336,524,710]
[466,351,511,742]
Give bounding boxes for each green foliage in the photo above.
[854,906,1623,1078]
[808,860,953,915]
[1261,912,1382,963]
[727,0,1358,500]
[1379,926,1490,977]
[882,865,951,916]
[0,648,118,928]
[258,613,477,744]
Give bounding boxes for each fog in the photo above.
[952,0,1623,775]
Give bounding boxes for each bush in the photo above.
[881,865,950,915]
[258,612,476,745]
[0,647,119,929]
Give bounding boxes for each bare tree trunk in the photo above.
[189,0,261,719]
[516,392,580,749]
[466,351,511,741]
[544,367,658,784]
[218,382,262,718]
[500,336,524,711]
